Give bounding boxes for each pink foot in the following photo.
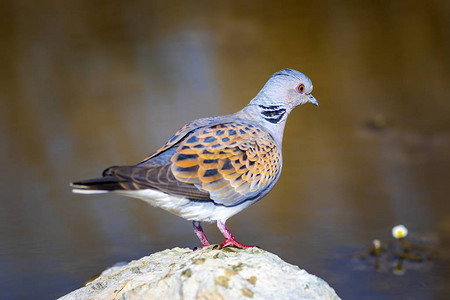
[220,238,254,249]
[217,220,255,249]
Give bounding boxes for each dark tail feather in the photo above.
[71,176,125,194]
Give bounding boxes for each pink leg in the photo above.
[193,221,210,247]
[217,220,254,249]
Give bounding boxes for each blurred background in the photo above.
[1,0,449,298]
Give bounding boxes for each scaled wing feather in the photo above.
[101,121,281,207]
[171,122,281,206]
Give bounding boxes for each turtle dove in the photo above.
[71,68,318,249]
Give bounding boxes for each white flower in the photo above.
[373,239,381,249]
[392,225,408,239]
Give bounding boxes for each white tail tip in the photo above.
[72,189,109,195]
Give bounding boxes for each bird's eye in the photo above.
[297,84,305,93]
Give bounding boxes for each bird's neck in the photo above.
[235,103,287,149]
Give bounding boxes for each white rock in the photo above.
[60,247,340,300]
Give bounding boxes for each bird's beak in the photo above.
[307,93,319,107]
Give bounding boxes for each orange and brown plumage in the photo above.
[72,69,318,249]
[171,122,280,204]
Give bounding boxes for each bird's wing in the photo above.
[170,121,281,206]
[102,164,211,200]
[139,117,218,164]
[74,121,281,207]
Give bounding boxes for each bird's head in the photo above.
[244,69,318,128]
[256,68,318,113]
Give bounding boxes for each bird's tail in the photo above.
[71,176,125,194]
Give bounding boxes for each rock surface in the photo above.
[60,247,340,300]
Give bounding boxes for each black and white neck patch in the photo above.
[258,105,287,124]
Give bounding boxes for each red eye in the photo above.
[297,84,305,93]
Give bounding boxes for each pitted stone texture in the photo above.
[60,247,340,300]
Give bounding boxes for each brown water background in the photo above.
[1,1,450,298]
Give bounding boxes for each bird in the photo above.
[71,68,318,249]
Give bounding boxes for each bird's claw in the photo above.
[219,238,255,249]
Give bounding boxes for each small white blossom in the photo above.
[392,225,408,239]
[373,239,381,249]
